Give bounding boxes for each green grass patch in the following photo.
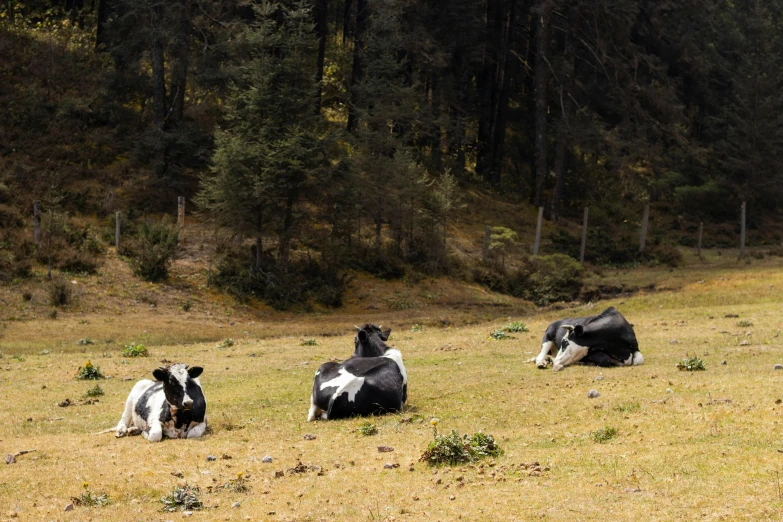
[590,426,618,443]
[160,484,202,512]
[502,320,529,333]
[677,353,706,371]
[358,421,378,436]
[76,360,105,380]
[122,343,148,358]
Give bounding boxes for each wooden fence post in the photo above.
[740,201,746,258]
[639,203,650,254]
[697,221,703,257]
[483,225,491,262]
[33,200,41,245]
[580,207,589,264]
[115,211,121,251]
[177,196,185,244]
[533,206,544,256]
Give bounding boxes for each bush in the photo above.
[489,329,510,340]
[126,220,179,282]
[301,338,317,346]
[160,485,202,512]
[49,277,72,307]
[503,320,528,333]
[72,483,110,507]
[76,360,105,380]
[524,254,583,305]
[677,353,706,371]
[122,343,148,357]
[648,244,683,267]
[419,429,502,466]
[83,384,105,398]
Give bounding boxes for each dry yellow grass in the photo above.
[3,256,783,521]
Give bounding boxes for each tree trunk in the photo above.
[476,0,502,183]
[533,0,553,207]
[278,193,295,266]
[430,75,442,172]
[95,0,108,50]
[374,212,382,258]
[342,0,353,45]
[550,31,575,224]
[169,0,191,127]
[314,0,328,114]
[346,0,367,132]
[150,13,168,178]
[489,0,516,184]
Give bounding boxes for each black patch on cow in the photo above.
[134,382,163,422]
[543,307,639,366]
[312,357,405,420]
[354,324,392,358]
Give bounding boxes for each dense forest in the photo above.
[1,0,782,307]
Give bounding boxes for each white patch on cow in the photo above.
[170,364,193,408]
[383,349,407,385]
[321,368,365,403]
[536,341,555,368]
[552,341,589,371]
[114,379,156,438]
[632,351,644,366]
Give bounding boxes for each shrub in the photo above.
[83,384,105,398]
[76,338,95,346]
[524,254,583,306]
[737,319,753,327]
[182,299,193,312]
[72,483,110,507]
[648,244,683,267]
[218,338,234,348]
[590,426,618,443]
[126,220,179,282]
[76,360,105,380]
[489,329,509,340]
[48,277,72,307]
[503,321,528,333]
[358,421,378,436]
[21,291,32,301]
[160,485,202,512]
[677,353,706,371]
[221,473,250,493]
[301,338,317,346]
[122,343,148,357]
[419,429,502,466]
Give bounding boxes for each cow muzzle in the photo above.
[182,399,194,411]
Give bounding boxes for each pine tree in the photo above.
[196,0,326,266]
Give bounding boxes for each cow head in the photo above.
[353,324,392,357]
[152,363,204,413]
[552,325,588,371]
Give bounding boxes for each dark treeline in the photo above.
[2,0,782,305]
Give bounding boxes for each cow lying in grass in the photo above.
[535,307,644,371]
[308,324,407,421]
[105,364,207,442]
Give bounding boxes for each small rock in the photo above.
[721,360,727,365]
[231,502,241,509]
[669,339,679,344]
[412,495,419,501]
[26,418,32,422]
[725,313,739,318]
[740,340,750,346]
[206,455,217,462]
[587,390,600,399]
[775,364,783,370]
[262,456,273,463]
[593,376,604,381]
[183,511,193,517]
[5,454,15,464]
[303,433,317,441]
[130,499,140,504]
[64,503,74,512]
[666,388,674,394]
[625,487,641,493]
[383,463,399,469]
[274,471,284,478]
[377,445,394,453]
[221,453,232,460]
[171,471,184,478]
[449,495,456,501]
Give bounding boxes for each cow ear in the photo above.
[188,366,203,379]
[380,328,391,341]
[573,325,584,337]
[152,368,169,381]
[358,330,368,342]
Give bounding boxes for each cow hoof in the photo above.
[552,364,564,372]
[536,363,549,370]
[115,426,127,438]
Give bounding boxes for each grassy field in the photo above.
[3,255,783,521]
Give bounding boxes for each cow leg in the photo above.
[143,421,164,442]
[552,342,589,371]
[114,393,136,438]
[307,395,323,422]
[631,351,644,366]
[535,341,556,369]
[186,421,207,439]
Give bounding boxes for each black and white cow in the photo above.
[535,307,644,371]
[307,324,407,421]
[111,364,207,442]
